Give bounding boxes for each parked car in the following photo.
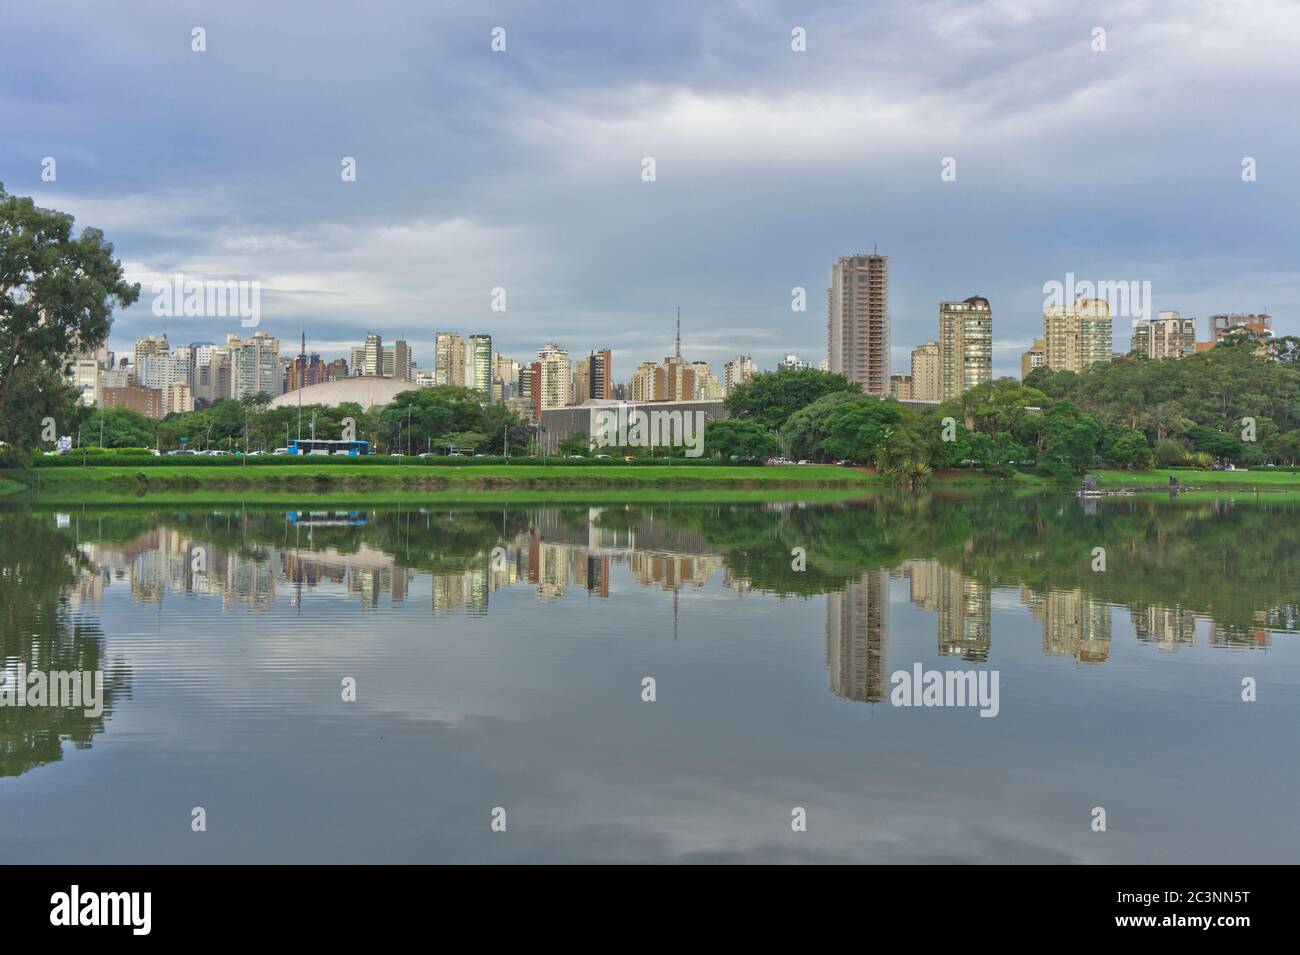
[272,448,289,455]
[418,452,437,458]
[593,454,610,459]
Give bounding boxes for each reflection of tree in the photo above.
[0,512,131,777]
[32,493,1300,643]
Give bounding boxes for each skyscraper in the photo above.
[468,334,492,397]
[827,252,889,396]
[723,355,757,395]
[938,296,993,400]
[1130,310,1196,359]
[228,331,281,399]
[574,349,613,403]
[910,341,941,401]
[1020,338,1046,381]
[1043,298,1112,373]
[363,332,383,377]
[434,332,467,386]
[536,343,572,411]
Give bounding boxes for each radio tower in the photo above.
[675,306,681,358]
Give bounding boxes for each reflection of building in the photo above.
[1131,605,1197,650]
[897,559,991,662]
[1022,586,1112,664]
[826,572,889,703]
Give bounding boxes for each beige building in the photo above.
[228,331,280,400]
[630,355,695,402]
[363,332,383,377]
[434,332,467,386]
[1043,298,1112,373]
[1020,338,1046,381]
[1131,310,1196,359]
[723,355,757,394]
[690,361,724,400]
[536,343,571,410]
[166,381,194,415]
[938,296,993,400]
[827,252,889,396]
[888,374,913,399]
[910,341,941,401]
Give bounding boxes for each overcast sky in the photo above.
[5,0,1298,379]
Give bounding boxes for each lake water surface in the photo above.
[2,492,1298,863]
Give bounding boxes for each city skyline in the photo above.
[6,2,1297,381]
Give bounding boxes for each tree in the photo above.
[557,431,591,456]
[1110,429,1154,470]
[783,393,903,464]
[703,419,779,459]
[723,367,858,431]
[0,185,139,458]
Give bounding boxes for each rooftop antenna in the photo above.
[675,306,681,359]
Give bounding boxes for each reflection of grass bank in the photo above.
[13,462,1300,500]
[16,487,889,508]
[19,463,878,494]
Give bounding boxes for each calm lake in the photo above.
[2,492,1298,863]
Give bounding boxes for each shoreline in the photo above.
[4,463,1300,500]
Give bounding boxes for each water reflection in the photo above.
[4,493,1297,779]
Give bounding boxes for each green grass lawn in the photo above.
[10,462,1300,502]
[16,462,882,494]
[1093,467,1300,488]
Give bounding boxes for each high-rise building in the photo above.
[827,252,889,396]
[434,332,467,386]
[1208,313,1272,354]
[363,333,383,377]
[65,346,107,406]
[166,381,195,415]
[690,361,724,400]
[102,384,163,420]
[1131,310,1197,359]
[723,355,757,395]
[134,334,169,368]
[574,349,613,404]
[1043,298,1112,373]
[1020,339,1046,381]
[349,346,366,377]
[325,358,349,381]
[889,374,913,399]
[468,335,492,397]
[492,354,520,402]
[1210,313,1272,343]
[938,296,993,400]
[910,341,941,401]
[228,331,281,399]
[778,354,812,371]
[536,343,571,411]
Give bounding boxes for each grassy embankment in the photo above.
[4,462,1298,502]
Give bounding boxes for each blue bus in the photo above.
[285,439,370,456]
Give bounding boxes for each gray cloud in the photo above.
[5,0,1297,378]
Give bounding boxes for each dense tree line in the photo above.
[722,341,1300,480]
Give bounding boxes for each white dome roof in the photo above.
[268,376,419,411]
